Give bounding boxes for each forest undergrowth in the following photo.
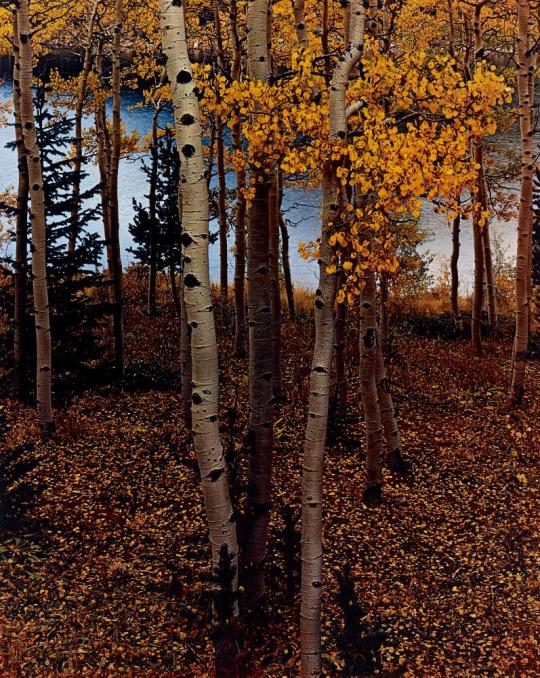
[0,287,538,677]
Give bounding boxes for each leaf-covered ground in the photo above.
[0,301,538,676]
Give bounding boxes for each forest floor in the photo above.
[0,292,539,677]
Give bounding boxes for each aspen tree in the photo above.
[511,0,535,404]
[12,11,29,400]
[300,3,365,674]
[214,3,229,310]
[450,211,463,331]
[230,0,248,358]
[159,0,238,584]
[69,0,98,261]
[243,0,275,603]
[109,0,125,375]
[16,0,54,434]
[148,106,160,316]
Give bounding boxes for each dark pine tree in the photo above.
[1,85,106,392]
[35,86,105,380]
[128,127,182,312]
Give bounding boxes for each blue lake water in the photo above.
[0,84,520,289]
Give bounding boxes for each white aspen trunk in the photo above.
[511,0,534,404]
[216,117,229,310]
[243,0,275,603]
[159,0,238,581]
[450,210,462,331]
[300,3,365,674]
[109,0,125,375]
[229,0,248,358]
[292,0,309,48]
[69,0,98,260]
[16,0,54,434]
[148,107,159,317]
[12,12,29,400]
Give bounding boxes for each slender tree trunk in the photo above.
[95,91,114,290]
[216,117,229,310]
[12,21,29,401]
[233,143,247,358]
[243,0,274,604]
[300,169,338,677]
[148,107,160,316]
[532,168,540,345]
[108,0,125,375]
[269,172,282,400]
[476,142,497,325]
[69,0,98,260]
[300,4,365,674]
[280,215,295,320]
[450,210,462,331]
[334,272,347,413]
[471,161,484,356]
[375,328,407,472]
[229,0,247,358]
[511,0,534,404]
[359,270,383,503]
[16,0,54,434]
[160,0,238,589]
[292,0,309,48]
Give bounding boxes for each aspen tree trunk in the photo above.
[359,269,384,502]
[12,16,29,400]
[216,117,229,310]
[292,0,309,47]
[470,1,496,329]
[243,0,274,603]
[511,0,534,404]
[16,0,54,433]
[450,211,462,331]
[300,4,365,674]
[471,151,484,356]
[233,141,247,357]
[477,143,497,325]
[95,89,115,290]
[159,0,238,583]
[334,272,347,413]
[109,0,125,375]
[69,0,98,260]
[229,0,247,358]
[148,107,159,316]
[270,172,282,400]
[177,185,192,429]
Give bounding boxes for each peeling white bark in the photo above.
[17,0,54,434]
[300,3,365,674]
[159,0,238,582]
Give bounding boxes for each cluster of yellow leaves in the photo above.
[194,50,325,196]
[323,42,511,295]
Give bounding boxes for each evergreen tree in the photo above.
[35,86,105,378]
[1,85,105,387]
[128,127,182,300]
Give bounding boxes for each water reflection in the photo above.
[0,84,520,288]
